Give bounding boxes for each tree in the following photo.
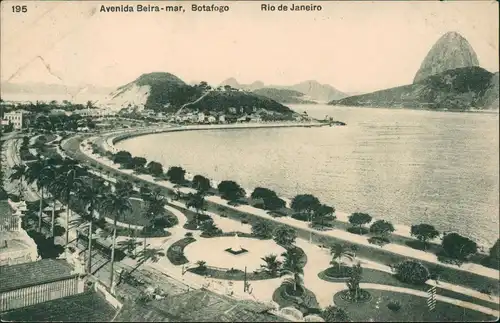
[394,260,430,285]
[369,220,395,238]
[263,196,286,211]
[192,175,211,193]
[410,224,440,249]
[273,226,297,246]
[9,164,27,198]
[251,220,273,239]
[130,157,147,170]
[441,232,478,260]
[260,254,282,277]
[251,187,278,200]
[330,243,353,271]
[290,194,321,217]
[25,157,60,232]
[217,180,246,201]
[166,166,186,184]
[75,177,107,273]
[113,150,132,165]
[117,238,141,258]
[312,204,335,227]
[186,192,205,227]
[49,158,87,246]
[346,263,363,301]
[128,247,165,277]
[281,248,304,292]
[146,161,163,177]
[321,306,350,322]
[489,239,500,268]
[142,188,167,250]
[348,212,372,234]
[100,184,133,290]
[201,220,221,237]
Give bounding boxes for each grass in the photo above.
[166,237,196,265]
[317,266,499,310]
[121,198,179,227]
[333,289,498,322]
[65,136,499,295]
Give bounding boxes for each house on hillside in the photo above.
[207,115,216,123]
[197,112,205,123]
[219,115,226,123]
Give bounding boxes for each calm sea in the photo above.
[117,105,499,247]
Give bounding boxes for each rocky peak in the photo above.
[414,31,479,83]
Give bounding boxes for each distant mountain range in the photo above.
[220,78,348,103]
[102,72,296,117]
[330,31,499,111]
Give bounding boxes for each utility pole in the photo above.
[243,266,247,292]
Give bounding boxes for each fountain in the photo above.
[225,233,248,255]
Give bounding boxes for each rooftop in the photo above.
[0,200,13,223]
[0,290,117,322]
[0,258,74,293]
[114,288,288,322]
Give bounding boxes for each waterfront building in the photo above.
[3,110,30,130]
[219,115,226,123]
[207,115,217,123]
[197,112,206,122]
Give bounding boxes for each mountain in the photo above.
[0,82,114,103]
[219,78,347,102]
[329,66,498,111]
[414,31,480,83]
[105,72,295,116]
[252,88,316,104]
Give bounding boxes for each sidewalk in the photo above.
[75,134,500,282]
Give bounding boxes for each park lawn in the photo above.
[67,136,499,295]
[319,266,499,310]
[122,198,177,227]
[333,289,498,322]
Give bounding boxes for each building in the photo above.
[0,258,86,312]
[219,115,226,123]
[3,110,29,130]
[74,109,115,118]
[197,112,206,123]
[114,288,288,322]
[207,115,216,123]
[0,200,38,267]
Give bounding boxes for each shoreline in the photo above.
[109,121,330,147]
[96,123,486,250]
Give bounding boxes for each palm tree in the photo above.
[330,243,353,271]
[127,246,165,277]
[76,177,107,274]
[9,164,27,198]
[25,157,60,232]
[100,182,133,290]
[142,188,167,250]
[260,254,282,277]
[281,248,304,292]
[49,158,87,246]
[117,238,142,258]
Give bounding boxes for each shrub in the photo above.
[368,236,390,246]
[441,232,478,260]
[387,300,401,312]
[395,260,430,285]
[185,232,193,237]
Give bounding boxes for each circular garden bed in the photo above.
[338,289,372,303]
[317,265,352,282]
[166,237,197,265]
[272,282,320,313]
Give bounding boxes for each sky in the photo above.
[1,1,499,93]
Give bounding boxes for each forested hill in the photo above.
[109,72,294,114]
[329,67,499,111]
